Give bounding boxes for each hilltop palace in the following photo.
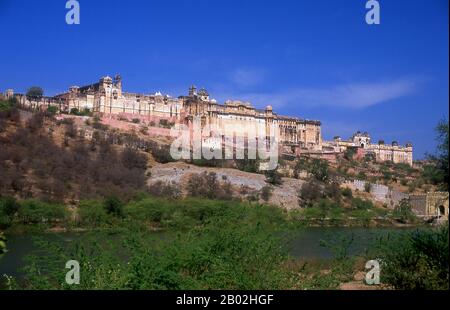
[2,75,413,166]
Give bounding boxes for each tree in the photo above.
[423,119,449,190]
[26,86,44,102]
[434,119,449,190]
[299,179,323,207]
[0,232,6,258]
[392,199,416,223]
[309,159,329,182]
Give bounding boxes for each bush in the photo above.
[344,148,356,161]
[121,148,147,170]
[0,196,20,217]
[17,200,68,224]
[0,196,20,229]
[78,200,109,227]
[375,225,449,289]
[147,181,182,200]
[103,197,124,218]
[265,169,282,186]
[392,199,417,223]
[324,181,341,201]
[0,232,6,258]
[149,142,174,164]
[187,172,219,199]
[159,119,173,129]
[341,187,353,199]
[70,107,92,116]
[309,159,329,182]
[351,197,373,210]
[46,106,58,116]
[139,125,149,135]
[314,198,340,211]
[125,198,169,223]
[357,171,367,180]
[299,179,323,207]
[236,158,259,173]
[260,185,273,202]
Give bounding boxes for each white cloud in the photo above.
[230,68,266,88]
[216,78,419,109]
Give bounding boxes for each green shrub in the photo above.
[0,196,20,217]
[299,179,323,207]
[70,107,92,116]
[265,169,283,185]
[46,106,58,115]
[357,171,367,180]
[314,198,340,210]
[375,225,449,289]
[0,196,20,228]
[392,199,417,223]
[260,185,273,202]
[78,200,109,226]
[324,181,341,201]
[17,200,68,224]
[0,232,6,258]
[344,148,356,161]
[309,159,329,182]
[351,197,373,210]
[125,198,171,223]
[301,206,326,219]
[341,187,353,199]
[103,197,124,218]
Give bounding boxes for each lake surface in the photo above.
[0,227,418,279]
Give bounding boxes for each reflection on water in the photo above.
[288,227,416,259]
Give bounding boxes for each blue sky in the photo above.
[0,0,448,158]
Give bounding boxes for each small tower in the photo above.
[5,89,14,99]
[189,85,197,97]
[69,86,80,93]
[198,88,209,101]
[100,76,113,95]
[114,74,122,97]
[352,131,371,148]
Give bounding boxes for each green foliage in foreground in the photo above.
[1,195,448,290]
[13,200,293,290]
[0,232,6,258]
[373,224,449,290]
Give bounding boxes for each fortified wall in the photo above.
[3,75,413,164]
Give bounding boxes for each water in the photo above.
[288,227,416,259]
[0,227,418,279]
